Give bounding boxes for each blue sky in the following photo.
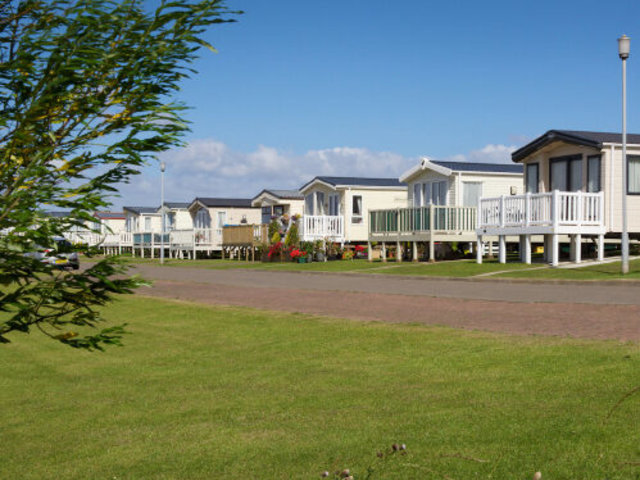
[118,0,640,207]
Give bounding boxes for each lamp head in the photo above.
[619,35,630,60]
[160,161,166,172]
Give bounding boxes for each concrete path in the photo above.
[131,265,640,305]
[130,265,640,342]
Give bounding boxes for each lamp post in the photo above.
[160,161,166,265]
[619,35,630,274]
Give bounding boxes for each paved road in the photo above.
[130,265,640,341]
[131,265,640,305]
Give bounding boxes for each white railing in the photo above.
[478,191,604,230]
[301,215,344,241]
[369,205,477,235]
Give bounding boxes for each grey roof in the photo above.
[254,189,304,200]
[431,160,523,174]
[123,206,158,215]
[163,202,190,209]
[512,129,640,162]
[302,176,406,190]
[193,198,254,208]
[43,211,72,218]
[94,211,125,219]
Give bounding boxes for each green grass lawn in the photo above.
[495,258,640,281]
[2,297,640,479]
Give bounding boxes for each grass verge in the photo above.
[1,297,639,479]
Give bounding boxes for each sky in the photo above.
[116,0,640,208]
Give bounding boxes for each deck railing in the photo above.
[369,205,477,235]
[301,215,344,240]
[478,190,604,229]
[222,224,268,246]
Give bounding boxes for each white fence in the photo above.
[478,191,604,230]
[301,215,344,241]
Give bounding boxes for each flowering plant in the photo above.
[354,245,366,253]
[289,248,305,259]
[268,241,283,259]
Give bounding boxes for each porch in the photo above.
[476,190,606,266]
[368,205,477,261]
[300,215,344,242]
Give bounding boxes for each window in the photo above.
[144,216,151,231]
[261,206,272,224]
[431,180,447,205]
[305,194,314,215]
[352,195,363,224]
[422,183,430,205]
[315,192,325,215]
[195,208,211,229]
[328,194,340,215]
[550,155,582,192]
[217,211,227,229]
[628,155,640,194]
[164,212,175,230]
[462,182,482,207]
[526,163,539,193]
[586,155,601,192]
[273,205,285,216]
[413,183,422,207]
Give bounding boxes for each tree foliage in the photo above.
[0,0,239,350]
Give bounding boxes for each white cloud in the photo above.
[112,139,522,208]
[447,143,517,164]
[113,139,417,207]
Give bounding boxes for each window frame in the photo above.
[586,155,601,193]
[525,163,539,193]
[351,195,363,224]
[549,154,583,192]
[627,155,640,195]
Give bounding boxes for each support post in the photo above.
[575,233,582,264]
[381,242,387,262]
[367,241,372,262]
[429,235,435,263]
[412,241,418,262]
[396,241,402,262]
[476,235,483,264]
[551,234,559,267]
[598,234,605,261]
[524,235,531,264]
[498,235,506,264]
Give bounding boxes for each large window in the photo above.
[315,192,325,215]
[462,182,482,207]
[587,155,601,192]
[144,216,151,231]
[550,154,582,192]
[328,194,340,215]
[413,183,422,207]
[352,195,363,224]
[195,208,211,229]
[431,180,448,205]
[628,155,640,194]
[526,163,539,193]
[305,194,314,215]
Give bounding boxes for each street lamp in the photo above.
[160,161,166,265]
[619,35,630,274]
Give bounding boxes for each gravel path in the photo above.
[132,265,640,342]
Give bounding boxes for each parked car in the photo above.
[24,237,80,270]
